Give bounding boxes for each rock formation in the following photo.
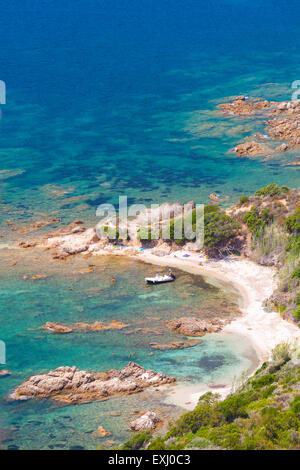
[219,96,271,116]
[45,227,99,255]
[219,96,300,156]
[96,426,111,437]
[129,411,161,431]
[234,142,269,157]
[10,363,175,404]
[267,116,300,148]
[167,317,229,337]
[42,320,128,334]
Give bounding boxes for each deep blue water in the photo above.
[0,0,300,225]
[0,0,299,449]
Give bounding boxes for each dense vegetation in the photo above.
[240,185,299,324]
[138,205,240,252]
[121,343,300,450]
[255,183,290,198]
[203,205,240,251]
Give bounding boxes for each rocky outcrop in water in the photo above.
[167,317,228,337]
[219,96,300,156]
[267,116,300,148]
[96,426,111,437]
[46,227,100,256]
[42,320,128,334]
[10,363,175,404]
[129,411,161,431]
[234,142,269,157]
[219,96,271,116]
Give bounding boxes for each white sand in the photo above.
[136,250,300,409]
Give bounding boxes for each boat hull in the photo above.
[145,277,176,285]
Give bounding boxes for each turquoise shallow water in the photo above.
[0,0,299,449]
[0,252,257,449]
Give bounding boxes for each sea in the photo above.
[0,0,299,449]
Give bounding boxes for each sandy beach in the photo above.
[134,249,300,409]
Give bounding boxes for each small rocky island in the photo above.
[10,363,175,404]
[42,320,129,334]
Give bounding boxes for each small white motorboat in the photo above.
[145,269,176,285]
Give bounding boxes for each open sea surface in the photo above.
[0,0,299,449]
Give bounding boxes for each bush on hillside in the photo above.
[244,207,273,235]
[239,196,249,205]
[204,207,240,249]
[255,184,289,197]
[121,431,152,450]
[271,342,293,362]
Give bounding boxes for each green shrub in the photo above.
[220,393,253,422]
[204,205,220,215]
[121,431,152,450]
[166,402,224,437]
[204,208,240,248]
[254,362,268,375]
[291,264,300,280]
[285,207,300,235]
[255,183,289,198]
[291,396,300,414]
[244,207,273,235]
[280,185,290,194]
[247,397,273,411]
[197,423,242,449]
[251,374,276,390]
[271,342,293,362]
[186,437,214,449]
[293,305,300,321]
[262,385,277,399]
[255,184,281,197]
[261,407,299,443]
[240,196,249,205]
[198,392,220,405]
[147,437,166,450]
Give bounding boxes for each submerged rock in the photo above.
[149,340,200,350]
[10,363,175,404]
[42,322,73,334]
[130,411,161,431]
[96,426,111,438]
[167,317,228,337]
